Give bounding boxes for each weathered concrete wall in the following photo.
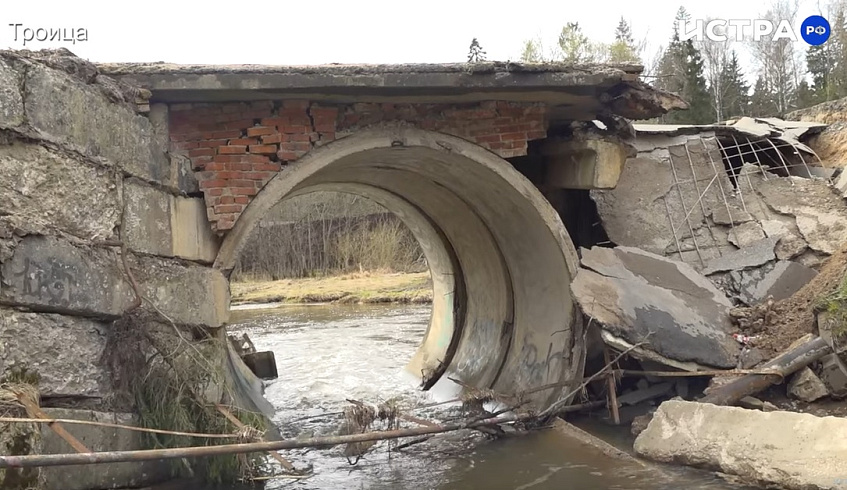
[0,50,244,490]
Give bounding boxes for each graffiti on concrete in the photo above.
[10,257,77,306]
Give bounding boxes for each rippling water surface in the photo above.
[228,304,753,490]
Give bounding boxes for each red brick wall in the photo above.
[169,100,549,233]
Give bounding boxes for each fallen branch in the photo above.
[215,404,296,472]
[0,412,532,469]
[16,394,90,454]
[537,340,649,420]
[700,335,831,406]
[617,368,783,378]
[0,417,242,440]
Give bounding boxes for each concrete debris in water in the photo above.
[634,400,847,490]
[572,246,741,369]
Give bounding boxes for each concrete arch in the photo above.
[215,127,584,409]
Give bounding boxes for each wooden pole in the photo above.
[603,347,621,425]
[700,335,831,406]
[0,412,529,469]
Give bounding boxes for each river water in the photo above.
[228,304,753,490]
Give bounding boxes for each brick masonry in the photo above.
[169,100,549,233]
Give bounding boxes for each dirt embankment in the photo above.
[787,98,847,168]
[231,271,432,305]
[733,243,847,356]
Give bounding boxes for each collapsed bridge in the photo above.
[0,49,686,488]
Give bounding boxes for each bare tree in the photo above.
[698,20,734,121]
[747,0,802,114]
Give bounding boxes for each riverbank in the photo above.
[230,271,432,305]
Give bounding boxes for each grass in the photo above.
[231,270,432,305]
[818,273,847,337]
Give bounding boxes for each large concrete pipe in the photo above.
[215,127,584,409]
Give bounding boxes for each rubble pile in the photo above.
[569,116,847,490]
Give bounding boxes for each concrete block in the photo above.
[123,178,171,257]
[542,138,631,190]
[0,140,121,240]
[242,351,278,380]
[0,308,111,398]
[702,237,778,275]
[0,56,24,128]
[787,367,829,402]
[171,195,220,263]
[635,400,847,489]
[39,408,171,490]
[172,152,201,194]
[135,256,229,327]
[0,235,135,317]
[23,63,169,183]
[124,179,218,262]
[819,353,847,399]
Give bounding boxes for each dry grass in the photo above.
[232,271,432,305]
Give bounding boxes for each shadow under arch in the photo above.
[215,127,584,409]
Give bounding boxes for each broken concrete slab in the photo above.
[573,246,741,368]
[0,235,135,317]
[787,367,829,402]
[756,177,847,255]
[775,234,808,260]
[0,308,111,398]
[40,408,171,490]
[727,221,766,248]
[23,62,169,183]
[711,207,753,225]
[0,140,121,241]
[701,237,778,275]
[728,260,818,306]
[635,400,847,490]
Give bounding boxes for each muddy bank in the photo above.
[230,271,432,305]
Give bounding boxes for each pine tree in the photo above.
[467,38,487,63]
[609,17,640,63]
[558,23,595,63]
[655,7,713,124]
[750,76,778,117]
[807,7,847,101]
[718,51,750,119]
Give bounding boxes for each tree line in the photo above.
[516,1,847,123]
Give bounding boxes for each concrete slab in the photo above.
[702,237,779,275]
[542,137,632,190]
[728,221,766,248]
[729,260,818,305]
[0,308,111,398]
[835,170,847,198]
[573,246,741,368]
[39,408,171,490]
[711,207,753,225]
[635,400,847,489]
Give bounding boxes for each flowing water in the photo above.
[228,304,754,490]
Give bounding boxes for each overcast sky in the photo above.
[2,0,826,68]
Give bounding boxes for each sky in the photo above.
[0,0,829,70]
